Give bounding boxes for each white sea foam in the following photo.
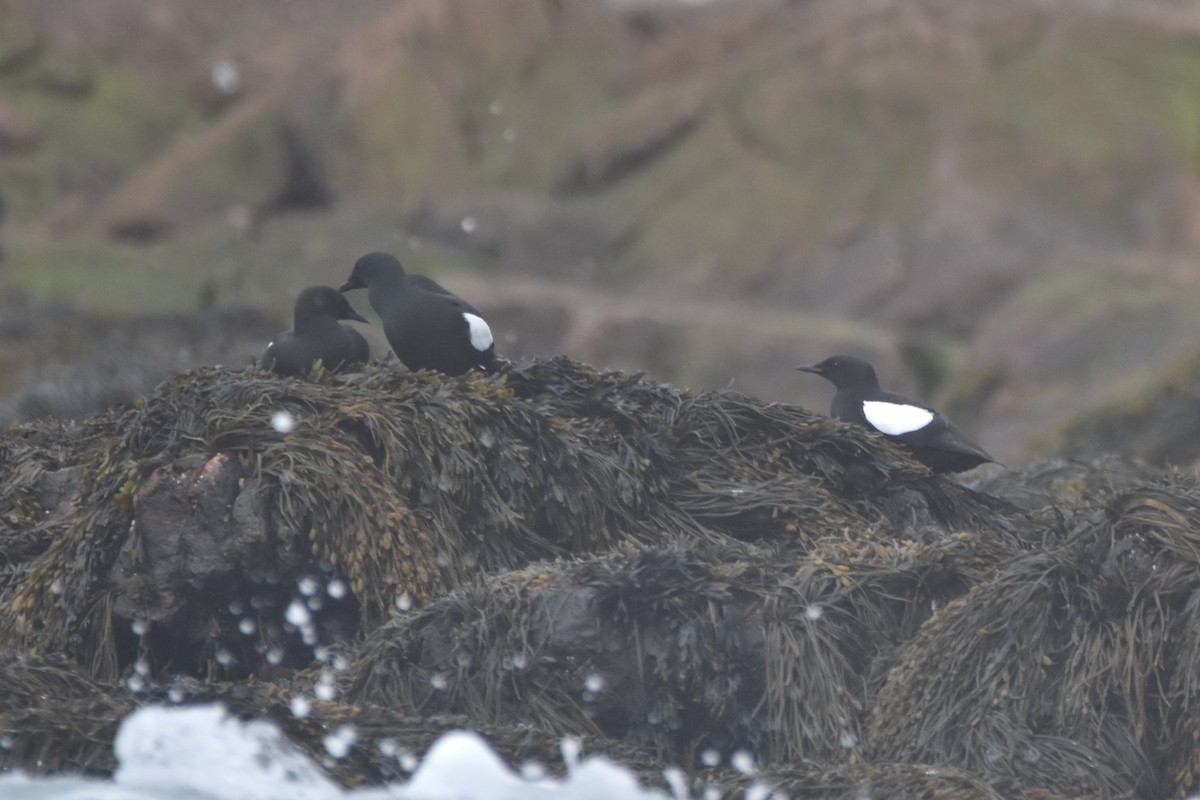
[0,704,677,800]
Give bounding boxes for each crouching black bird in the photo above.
[261,286,370,376]
[797,355,994,474]
[339,251,495,376]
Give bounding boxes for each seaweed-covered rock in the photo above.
[343,531,1013,768]
[0,649,132,775]
[866,482,1200,798]
[0,357,946,681]
[1,357,1198,798]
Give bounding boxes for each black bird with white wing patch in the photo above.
[339,252,496,376]
[261,286,370,377]
[797,355,994,474]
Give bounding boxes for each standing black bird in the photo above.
[797,355,994,474]
[261,286,370,376]
[339,251,495,376]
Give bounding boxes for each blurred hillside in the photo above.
[5,0,1200,461]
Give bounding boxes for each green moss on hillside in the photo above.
[2,58,200,218]
[2,246,189,311]
[353,68,467,203]
[984,19,1200,169]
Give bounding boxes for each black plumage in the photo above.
[261,286,370,376]
[797,355,994,474]
[339,251,495,376]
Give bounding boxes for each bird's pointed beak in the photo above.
[338,278,361,293]
[795,364,821,374]
[345,311,369,324]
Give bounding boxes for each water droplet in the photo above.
[700,748,721,767]
[49,578,64,595]
[211,60,240,94]
[430,672,449,691]
[290,695,312,719]
[560,736,582,767]
[663,766,688,800]
[285,600,310,627]
[583,672,605,693]
[306,595,324,611]
[215,649,235,667]
[520,760,546,780]
[322,739,348,760]
[271,410,297,433]
[298,576,320,596]
[460,216,477,234]
[378,738,398,757]
[395,591,413,612]
[127,674,145,693]
[805,604,823,621]
[731,749,756,775]
[238,618,257,635]
[315,676,338,701]
[131,619,149,636]
[744,782,771,800]
[399,751,419,772]
[839,729,858,749]
[327,579,347,599]
[228,600,245,615]
[167,687,185,704]
[323,725,357,759]
[510,652,528,671]
[266,647,284,665]
[134,659,150,677]
[0,735,12,750]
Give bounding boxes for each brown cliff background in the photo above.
[7,0,1200,460]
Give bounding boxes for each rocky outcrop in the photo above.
[2,359,1199,798]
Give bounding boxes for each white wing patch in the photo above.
[463,313,493,352]
[862,401,934,435]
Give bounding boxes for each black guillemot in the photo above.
[339,252,496,376]
[261,286,370,377]
[797,355,994,474]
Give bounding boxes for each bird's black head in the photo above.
[339,252,405,293]
[796,355,880,390]
[295,286,369,325]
